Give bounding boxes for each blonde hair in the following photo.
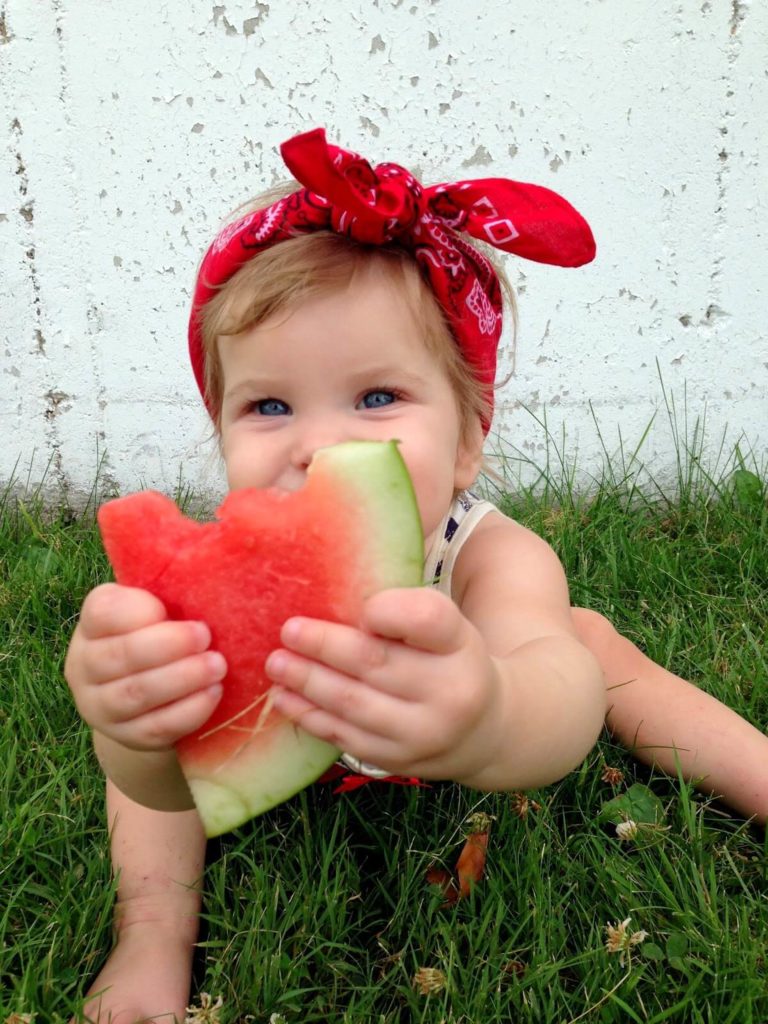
[198,184,517,447]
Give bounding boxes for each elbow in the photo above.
[556,641,606,760]
[510,641,608,789]
[463,638,608,793]
[546,647,607,783]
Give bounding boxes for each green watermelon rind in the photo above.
[187,727,339,837]
[309,439,424,593]
[183,440,424,836]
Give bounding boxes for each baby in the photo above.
[65,128,768,1023]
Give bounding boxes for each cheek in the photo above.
[222,431,286,492]
[401,453,455,532]
[224,458,243,491]
[220,435,250,489]
[225,461,240,489]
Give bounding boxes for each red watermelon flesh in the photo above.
[97,440,423,836]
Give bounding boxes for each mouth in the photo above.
[267,477,306,496]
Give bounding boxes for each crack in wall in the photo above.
[730,0,749,34]
[11,118,45,354]
[0,7,13,43]
[44,389,71,420]
[52,0,71,113]
[711,0,749,320]
[46,0,78,497]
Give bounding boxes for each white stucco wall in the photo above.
[1,0,766,504]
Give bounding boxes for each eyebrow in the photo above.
[346,365,429,388]
[223,379,274,403]
[223,367,428,403]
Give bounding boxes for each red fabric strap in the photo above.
[317,763,430,794]
[188,127,596,433]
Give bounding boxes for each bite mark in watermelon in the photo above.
[97,440,424,836]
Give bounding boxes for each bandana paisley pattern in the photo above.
[189,127,596,432]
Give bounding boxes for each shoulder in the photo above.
[452,507,568,600]
[451,506,576,652]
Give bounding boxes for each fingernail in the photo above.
[194,621,212,647]
[265,650,287,678]
[207,651,227,680]
[281,619,301,644]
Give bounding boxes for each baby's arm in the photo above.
[266,513,606,791]
[448,514,607,790]
[65,583,222,1020]
[573,607,768,824]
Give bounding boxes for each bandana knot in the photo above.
[282,131,427,246]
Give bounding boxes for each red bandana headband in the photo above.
[189,127,596,433]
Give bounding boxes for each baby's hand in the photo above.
[65,583,227,751]
[265,587,503,782]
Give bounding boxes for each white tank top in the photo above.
[340,489,499,779]
[422,489,500,597]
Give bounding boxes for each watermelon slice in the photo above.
[97,440,423,836]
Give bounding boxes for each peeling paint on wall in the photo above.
[1,0,766,502]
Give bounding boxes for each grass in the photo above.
[1,427,767,1023]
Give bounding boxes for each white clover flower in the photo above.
[413,966,448,994]
[615,819,639,841]
[605,917,649,966]
[184,993,224,1024]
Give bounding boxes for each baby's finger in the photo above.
[97,651,227,724]
[77,583,168,639]
[272,695,404,769]
[88,619,214,684]
[108,681,225,751]
[277,616,401,686]
[269,684,317,722]
[362,588,467,654]
[275,617,438,700]
[267,652,403,735]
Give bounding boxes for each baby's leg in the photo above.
[73,779,206,1024]
[572,608,768,825]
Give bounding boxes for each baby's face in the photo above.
[217,265,481,550]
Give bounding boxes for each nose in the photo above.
[289,412,354,472]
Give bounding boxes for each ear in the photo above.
[454,416,484,491]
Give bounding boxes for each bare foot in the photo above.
[71,929,194,1024]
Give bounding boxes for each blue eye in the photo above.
[255,398,290,416]
[360,389,400,409]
